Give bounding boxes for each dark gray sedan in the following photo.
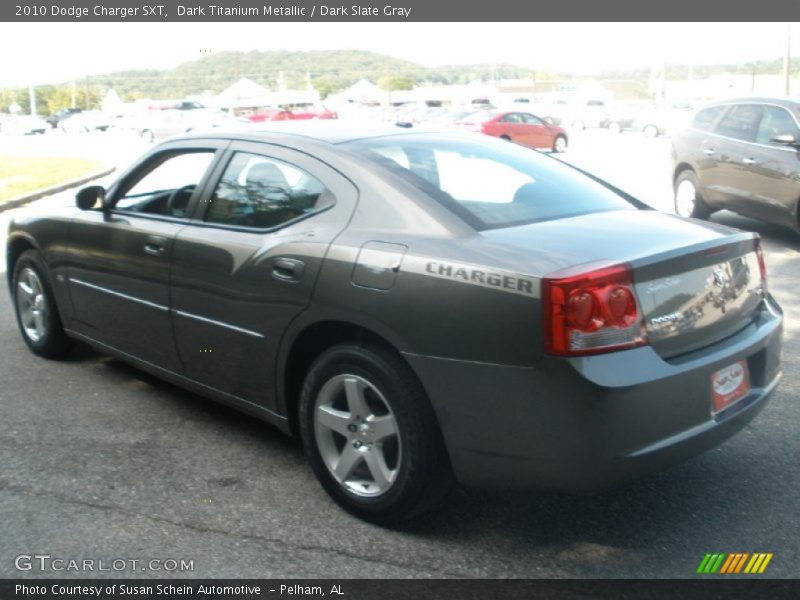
[6,126,783,524]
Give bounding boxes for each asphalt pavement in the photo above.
[0,130,798,578]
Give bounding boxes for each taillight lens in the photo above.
[755,236,768,297]
[542,263,647,356]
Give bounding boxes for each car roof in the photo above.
[173,122,437,145]
[705,96,800,109]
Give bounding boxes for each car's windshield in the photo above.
[346,134,635,230]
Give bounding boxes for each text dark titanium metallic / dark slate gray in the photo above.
[6,124,783,524]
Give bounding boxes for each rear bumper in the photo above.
[405,295,783,491]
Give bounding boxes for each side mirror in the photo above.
[76,185,105,210]
[770,133,800,147]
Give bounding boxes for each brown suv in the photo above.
[672,97,800,232]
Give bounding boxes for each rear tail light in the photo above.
[755,236,768,297]
[542,263,647,356]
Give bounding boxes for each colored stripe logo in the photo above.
[696,552,773,574]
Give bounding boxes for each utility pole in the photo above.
[783,26,791,96]
[71,80,76,108]
[28,84,36,116]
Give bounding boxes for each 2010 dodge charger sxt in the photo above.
[6,126,783,524]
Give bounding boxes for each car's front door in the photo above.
[67,141,225,371]
[520,113,552,148]
[733,104,800,227]
[168,142,358,414]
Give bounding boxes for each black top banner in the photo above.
[2,0,799,21]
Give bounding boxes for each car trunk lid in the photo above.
[481,210,765,358]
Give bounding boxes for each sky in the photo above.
[0,22,797,87]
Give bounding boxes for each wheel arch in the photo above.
[6,234,39,291]
[673,162,695,186]
[278,317,419,437]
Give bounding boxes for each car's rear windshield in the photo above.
[345,134,635,230]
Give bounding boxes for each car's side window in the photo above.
[114,151,215,217]
[501,113,522,124]
[205,152,334,229]
[756,106,800,146]
[692,106,725,132]
[714,104,763,142]
[520,113,545,125]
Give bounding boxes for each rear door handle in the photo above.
[703,148,716,156]
[742,157,758,166]
[144,235,167,257]
[272,257,305,282]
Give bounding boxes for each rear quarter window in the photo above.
[347,134,635,230]
[691,105,725,132]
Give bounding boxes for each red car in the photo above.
[284,105,338,120]
[458,111,568,153]
[248,108,293,123]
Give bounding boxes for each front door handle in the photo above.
[703,148,716,156]
[272,257,305,282]
[144,235,167,257]
[742,157,758,166]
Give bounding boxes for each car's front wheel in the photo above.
[552,135,568,153]
[299,343,452,525]
[12,250,74,358]
[674,170,712,220]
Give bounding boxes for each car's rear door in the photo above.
[67,140,226,371]
[169,141,358,415]
[707,103,764,213]
[683,104,729,207]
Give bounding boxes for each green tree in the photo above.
[377,75,416,92]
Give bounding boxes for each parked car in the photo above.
[284,105,338,120]
[0,115,49,135]
[58,111,112,133]
[606,104,693,137]
[672,97,800,232]
[248,107,293,123]
[45,108,82,129]
[542,99,610,130]
[459,111,568,152]
[7,126,782,524]
[135,109,248,142]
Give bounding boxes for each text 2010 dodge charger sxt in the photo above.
[6,126,783,523]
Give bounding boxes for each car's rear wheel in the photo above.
[608,122,622,134]
[643,124,659,138]
[140,129,155,143]
[12,250,74,358]
[299,343,452,525]
[674,170,711,220]
[552,135,568,153]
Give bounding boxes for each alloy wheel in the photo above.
[314,374,401,497]
[15,267,48,343]
[675,179,698,217]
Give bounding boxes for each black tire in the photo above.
[643,124,659,138]
[552,135,568,153]
[12,250,74,358]
[299,342,453,525]
[674,170,712,220]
